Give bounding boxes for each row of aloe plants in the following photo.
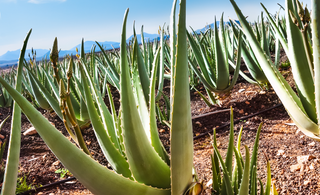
[0,0,303,194]
[0,0,288,110]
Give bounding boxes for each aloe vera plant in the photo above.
[0,68,16,108]
[0,0,196,194]
[1,29,32,195]
[187,15,243,105]
[211,107,277,195]
[230,0,320,141]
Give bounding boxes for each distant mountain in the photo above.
[71,41,120,53]
[41,41,121,60]
[194,20,240,34]
[0,49,49,61]
[0,60,18,68]
[126,33,160,44]
[1,25,240,66]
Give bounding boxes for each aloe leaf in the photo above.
[225,107,234,176]
[27,71,51,110]
[312,0,320,126]
[149,48,170,164]
[250,166,257,195]
[230,22,267,84]
[106,84,124,153]
[260,12,271,57]
[131,55,150,138]
[99,63,120,90]
[41,67,60,100]
[233,146,243,192]
[132,26,150,104]
[210,154,220,194]
[212,129,221,187]
[250,122,262,191]
[193,87,213,107]
[155,24,166,102]
[220,31,243,93]
[219,13,228,64]
[274,11,281,68]
[170,0,193,193]
[1,29,31,195]
[272,183,279,195]
[0,115,9,131]
[214,19,229,90]
[264,155,272,195]
[80,57,123,153]
[79,64,131,178]
[187,56,216,91]
[238,146,250,195]
[236,126,243,151]
[212,143,234,195]
[170,0,177,108]
[230,0,320,138]
[120,9,170,188]
[221,107,234,194]
[285,0,316,122]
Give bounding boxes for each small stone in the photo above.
[261,105,265,109]
[86,141,91,145]
[159,129,165,133]
[259,91,266,94]
[23,127,37,136]
[37,192,44,195]
[277,150,285,156]
[309,149,315,152]
[52,160,60,166]
[297,155,316,164]
[308,142,315,146]
[206,179,213,187]
[310,163,315,170]
[238,89,245,93]
[239,109,244,114]
[245,113,248,116]
[245,101,250,105]
[304,180,311,185]
[0,134,4,139]
[290,164,301,172]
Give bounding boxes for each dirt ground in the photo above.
[1,61,320,194]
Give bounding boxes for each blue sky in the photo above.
[0,0,309,56]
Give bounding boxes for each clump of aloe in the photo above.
[211,107,278,195]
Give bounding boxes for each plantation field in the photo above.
[1,61,320,194]
[1,0,320,194]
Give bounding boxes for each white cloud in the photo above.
[28,0,66,4]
